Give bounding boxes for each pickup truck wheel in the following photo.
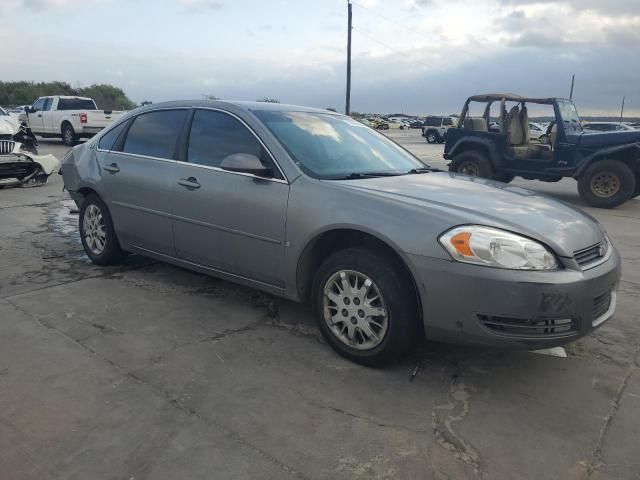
[62,123,77,146]
[578,160,636,208]
[450,151,493,178]
[312,248,419,367]
[425,130,438,144]
[79,194,127,265]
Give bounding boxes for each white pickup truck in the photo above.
[24,96,127,145]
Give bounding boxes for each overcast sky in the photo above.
[2,0,639,115]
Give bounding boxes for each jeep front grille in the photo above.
[478,314,577,337]
[574,242,604,267]
[0,140,16,154]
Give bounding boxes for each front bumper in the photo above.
[408,248,621,349]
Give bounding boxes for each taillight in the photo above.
[79,113,87,123]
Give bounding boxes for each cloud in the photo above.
[176,0,223,13]
[498,0,640,16]
[0,0,98,13]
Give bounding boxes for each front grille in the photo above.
[574,242,604,267]
[478,314,578,337]
[593,291,612,319]
[0,140,16,154]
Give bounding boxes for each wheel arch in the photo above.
[576,143,640,177]
[60,119,74,134]
[295,227,422,319]
[449,138,498,166]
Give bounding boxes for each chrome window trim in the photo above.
[96,106,289,184]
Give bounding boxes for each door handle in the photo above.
[178,177,201,190]
[37,114,42,117]
[103,162,120,174]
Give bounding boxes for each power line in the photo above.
[351,26,450,75]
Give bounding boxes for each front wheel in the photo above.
[577,160,636,208]
[312,248,419,367]
[79,194,127,265]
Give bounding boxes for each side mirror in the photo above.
[220,153,273,178]
[25,106,33,114]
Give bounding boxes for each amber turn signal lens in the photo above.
[450,231,474,256]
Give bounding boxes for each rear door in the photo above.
[172,108,289,287]
[96,109,188,256]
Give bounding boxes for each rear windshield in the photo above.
[57,98,96,111]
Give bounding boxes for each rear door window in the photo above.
[98,121,128,151]
[122,110,188,159]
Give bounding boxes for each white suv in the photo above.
[422,116,456,144]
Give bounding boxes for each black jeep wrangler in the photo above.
[444,93,640,208]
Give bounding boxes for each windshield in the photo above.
[254,110,423,179]
[557,100,582,134]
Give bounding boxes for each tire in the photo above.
[79,194,127,265]
[425,129,439,144]
[577,160,636,208]
[312,248,419,367]
[494,173,515,183]
[633,173,640,199]
[62,123,77,146]
[449,150,493,178]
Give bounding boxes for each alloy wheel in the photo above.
[322,270,389,350]
[83,204,106,255]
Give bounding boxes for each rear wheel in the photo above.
[312,248,419,367]
[578,160,636,208]
[425,129,439,144]
[449,150,493,178]
[61,123,77,146]
[79,194,127,265]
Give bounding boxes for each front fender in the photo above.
[446,137,500,164]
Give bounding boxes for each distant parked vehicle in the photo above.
[0,106,58,187]
[583,122,636,133]
[444,93,640,208]
[60,100,620,365]
[422,116,456,144]
[408,120,424,129]
[528,122,546,140]
[24,96,127,146]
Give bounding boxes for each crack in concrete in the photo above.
[583,343,640,478]
[7,300,309,480]
[431,370,486,479]
[309,401,428,434]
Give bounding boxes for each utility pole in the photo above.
[345,1,352,115]
[569,74,575,100]
[620,96,626,122]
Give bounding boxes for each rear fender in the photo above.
[447,137,500,164]
[576,142,640,176]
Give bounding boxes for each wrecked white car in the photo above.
[0,107,58,187]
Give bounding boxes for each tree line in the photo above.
[0,81,137,110]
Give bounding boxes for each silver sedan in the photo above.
[60,100,620,366]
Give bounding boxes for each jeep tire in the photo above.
[578,160,636,208]
[425,129,439,144]
[449,150,493,178]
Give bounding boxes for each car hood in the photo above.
[577,130,640,148]
[0,116,20,136]
[336,172,603,257]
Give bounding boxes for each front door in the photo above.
[172,108,289,287]
[28,98,46,133]
[97,108,189,256]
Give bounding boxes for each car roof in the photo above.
[40,96,94,100]
[136,99,338,115]
[467,93,566,104]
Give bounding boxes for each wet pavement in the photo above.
[0,135,639,479]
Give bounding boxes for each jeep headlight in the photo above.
[439,226,558,270]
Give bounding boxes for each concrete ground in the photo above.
[1,131,638,479]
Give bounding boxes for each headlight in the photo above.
[439,225,558,270]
